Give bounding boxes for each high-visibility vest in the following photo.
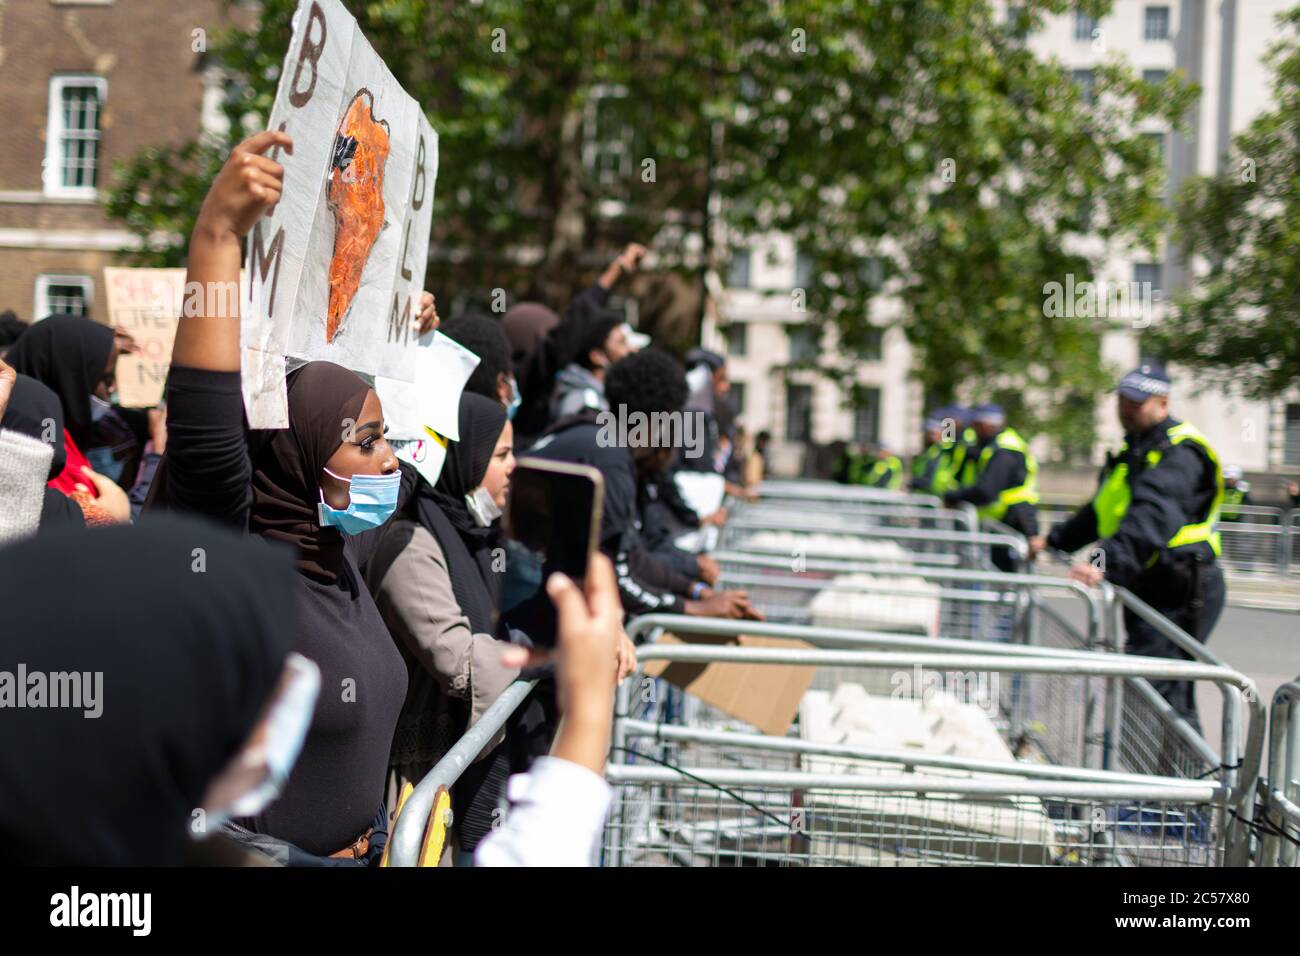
[1221,485,1246,521]
[1091,421,1223,557]
[952,427,980,487]
[865,455,904,490]
[973,427,1039,521]
[912,442,958,495]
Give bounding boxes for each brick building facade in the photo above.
[0,0,233,327]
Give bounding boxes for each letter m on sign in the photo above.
[388,291,410,345]
[249,223,286,318]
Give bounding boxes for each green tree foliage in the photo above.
[106,0,1191,449]
[1147,5,1300,400]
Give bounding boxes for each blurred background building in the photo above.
[0,0,239,324]
[705,0,1299,492]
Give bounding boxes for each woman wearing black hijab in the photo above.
[0,372,86,531]
[367,392,526,858]
[2,314,134,521]
[3,313,116,448]
[149,129,436,863]
[0,516,296,865]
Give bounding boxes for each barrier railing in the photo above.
[389,480,1279,866]
[607,634,1262,867]
[387,679,537,868]
[720,513,1026,573]
[1261,681,1300,867]
[1041,503,1300,576]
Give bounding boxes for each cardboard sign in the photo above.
[104,267,186,407]
[375,330,480,442]
[244,0,439,428]
[642,633,817,737]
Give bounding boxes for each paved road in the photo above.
[1197,603,1298,757]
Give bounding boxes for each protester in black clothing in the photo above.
[0,373,85,530]
[527,348,760,622]
[512,243,647,447]
[148,130,437,863]
[0,309,26,358]
[0,517,297,865]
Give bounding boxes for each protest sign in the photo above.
[104,268,186,408]
[375,331,480,442]
[244,0,439,428]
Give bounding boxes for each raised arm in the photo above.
[155,131,291,527]
[173,130,292,371]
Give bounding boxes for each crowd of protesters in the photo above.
[0,130,766,867]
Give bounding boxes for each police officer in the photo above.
[948,404,979,488]
[1028,362,1225,735]
[911,409,953,494]
[943,403,1039,571]
[860,444,904,490]
[1220,465,1251,521]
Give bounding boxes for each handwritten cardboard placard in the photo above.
[244,0,439,428]
[105,267,186,408]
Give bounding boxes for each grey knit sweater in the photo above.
[0,428,52,545]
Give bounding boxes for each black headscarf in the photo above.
[248,361,371,584]
[4,314,114,447]
[0,373,84,530]
[413,391,507,633]
[0,516,296,865]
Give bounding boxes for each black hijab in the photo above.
[4,314,114,447]
[0,516,296,865]
[414,391,507,633]
[0,373,84,529]
[248,361,371,583]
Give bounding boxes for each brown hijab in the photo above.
[249,361,371,582]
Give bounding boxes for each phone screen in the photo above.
[507,459,603,587]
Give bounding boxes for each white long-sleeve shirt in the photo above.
[474,757,612,867]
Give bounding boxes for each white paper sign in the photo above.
[393,433,449,490]
[675,471,727,519]
[374,331,480,441]
[244,0,438,428]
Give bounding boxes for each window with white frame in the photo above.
[44,75,106,197]
[1072,69,1096,105]
[34,274,93,318]
[1142,69,1168,86]
[727,248,752,288]
[1144,6,1170,42]
[1074,10,1098,42]
[1133,262,1163,296]
[1284,405,1300,468]
[581,85,633,191]
[852,388,882,446]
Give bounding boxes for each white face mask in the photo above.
[465,485,503,527]
[196,654,321,834]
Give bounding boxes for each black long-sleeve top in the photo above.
[943,433,1027,508]
[526,417,689,615]
[150,366,408,857]
[1047,417,1218,587]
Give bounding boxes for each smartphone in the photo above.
[507,458,604,586]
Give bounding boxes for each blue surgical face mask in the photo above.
[317,466,401,535]
[507,377,522,420]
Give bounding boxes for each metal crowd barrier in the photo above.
[606,625,1263,867]
[1260,681,1300,867]
[719,513,1025,573]
[1041,502,1300,576]
[387,480,1287,866]
[387,679,537,867]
